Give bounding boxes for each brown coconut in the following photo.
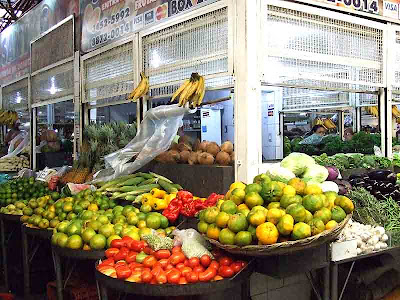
[198,141,209,152]
[193,139,201,152]
[170,143,179,151]
[177,142,192,152]
[216,151,231,166]
[188,152,199,165]
[206,142,220,157]
[221,141,233,154]
[199,152,215,165]
[155,152,169,163]
[230,151,235,164]
[180,150,191,163]
[167,150,180,163]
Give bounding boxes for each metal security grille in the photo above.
[83,42,134,104]
[31,17,74,73]
[263,4,384,110]
[142,7,229,97]
[391,31,400,103]
[31,62,74,104]
[2,78,28,110]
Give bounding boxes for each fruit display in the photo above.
[155,140,234,166]
[198,153,354,247]
[170,72,206,108]
[0,177,51,209]
[0,109,19,126]
[95,172,182,203]
[128,72,149,102]
[0,155,30,171]
[337,219,388,255]
[97,232,247,284]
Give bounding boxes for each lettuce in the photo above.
[280,152,316,176]
[302,164,329,183]
[266,164,296,183]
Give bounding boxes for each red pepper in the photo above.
[163,206,180,222]
[205,193,224,206]
[177,191,193,204]
[181,200,196,217]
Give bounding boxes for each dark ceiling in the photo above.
[0,0,41,32]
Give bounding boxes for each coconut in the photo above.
[177,142,192,152]
[180,150,190,163]
[188,152,199,165]
[199,152,215,165]
[198,141,209,152]
[170,143,179,151]
[216,151,231,166]
[193,139,201,152]
[155,152,169,163]
[206,142,220,157]
[230,151,234,164]
[178,135,192,146]
[169,150,180,163]
[221,141,233,154]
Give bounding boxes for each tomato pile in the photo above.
[97,236,247,284]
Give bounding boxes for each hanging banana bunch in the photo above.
[0,110,19,126]
[171,73,205,108]
[392,105,400,118]
[128,72,149,102]
[364,106,379,118]
[323,118,336,129]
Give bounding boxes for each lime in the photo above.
[57,233,69,248]
[146,214,161,229]
[81,210,94,221]
[125,230,140,241]
[66,235,83,250]
[79,200,90,210]
[127,214,139,226]
[221,200,238,215]
[112,206,124,215]
[122,206,135,217]
[99,224,115,238]
[88,220,102,231]
[113,223,123,236]
[139,227,152,239]
[97,215,109,225]
[66,222,82,237]
[234,231,252,246]
[113,215,126,225]
[159,215,169,229]
[82,228,97,243]
[140,204,152,213]
[137,212,146,221]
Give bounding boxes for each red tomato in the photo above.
[156,271,168,284]
[99,258,115,267]
[193,265,205,273]
[189,257,200,268]
[167,269,181,284]
[150,278,157,285]
[110,239,125,249]
[237,260,247,268]
[121,236,134,248]
[115,261,127,268]
[142,267,151,273]
[116,266,131,279]
[179,277,188,285]
[176,263,185,270]
[143,247,154,255]
[169,252,185,265]
[151,265,163,277]
[200,255,211,267]
[125,251,138,264]
[172,246,182,253]
[184,259,190,267]
[158,259,169,269]
[219,256,233,266]
[130,240,146,252]
[165,264,174,271]
[133,267,143,272]
[199,267,217,282]
[230,262,242,274]
[143,256,157,268]
[154,249,171,260]
[181,266,192,277]
[209,261,220,270]
[141,270,153,283]
[218,266,234,278]
[114,248,129,261]
[128,262,142,270]
[186,272,199,283]
[213,275,223,281]
[105,248,119,258]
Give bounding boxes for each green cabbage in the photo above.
[301,164,329,183]
[266,164,296,183]
[280,152,316,176]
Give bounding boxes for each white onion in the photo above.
[381,234,389,242]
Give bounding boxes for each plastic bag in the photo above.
[299,133,323,145]
[173,229,213,259]
[93,104,194,183]
[17,168,36,178]
[2,131,29,159]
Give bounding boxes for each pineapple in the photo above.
[73,153,90,184]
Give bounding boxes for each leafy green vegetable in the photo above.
[320,136,345,156]
[332,154,350,169]
[362,155,377,169]
[284,136,291,157]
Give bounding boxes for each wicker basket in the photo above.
[204,214,352,256]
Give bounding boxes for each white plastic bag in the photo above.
[2,131,29,159]
[93,104,194,183]
[173,229,213,259]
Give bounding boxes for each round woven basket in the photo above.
[204,214,352,256]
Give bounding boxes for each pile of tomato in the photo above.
[97,236,247,284]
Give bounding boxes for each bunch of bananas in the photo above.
[171,73,205,108]
[0,110,19,126]
[393,106,400,119]
[364,106,379,118]
[323,119,336,129]
[128,72,149,102]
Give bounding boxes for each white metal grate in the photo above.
[83,42,134,104]
[391,31,400,98]
[2,78,28,110]
[31,62,74,104]
[142,7,229,97]
[263,4,384,111]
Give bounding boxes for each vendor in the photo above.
[4,121,21,146]
[344,128,354,141]
[312,125,326,136]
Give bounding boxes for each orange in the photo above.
[331,206,346,223]
[276,214,294,236]
[280,195,302,209]
[291,222,311,240]
[336,196,354,214]
[286,204,306,223]
[308,218,325,236]
[304,210,313,223]
[266,208,284,225]
[304,184,322,195]
[256,222,279,245]
[234,231,252,246]
[303,195,324,213]
[314,208,332,224]
[267,202,280,209]
[206,224,221,240]
[219,228,235,245]
[216,212,230,228]
[288,178,306,195]
[227,214,248,233]
[325,220,338,230]
[247,210,266,226]
[282,185,296,197]
[87,203,99,212]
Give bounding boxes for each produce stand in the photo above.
[51,245,105,300]
[0,213,21,292]
[20,225,53,297]
[330,246,400,300]
[94,260,254,300]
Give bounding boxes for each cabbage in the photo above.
[302,164,329,183]
[318,181,339,193]
[266,164,295,183]
[280,153,316,176]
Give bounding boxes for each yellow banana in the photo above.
[197,83,206,106]
[129,72,148,101]
[178,81,194,106]
[171,80,190,103]
[183,79,199,107]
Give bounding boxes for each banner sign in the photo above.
[0,0,79,86]
[310,0,400,19]
[81,0,216,53]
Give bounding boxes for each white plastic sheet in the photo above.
[2,131,29,159]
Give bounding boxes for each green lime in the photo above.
[146,214,161,229]
[82,228,96,243]
[90,234,107,250]
[66,235,83,250]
